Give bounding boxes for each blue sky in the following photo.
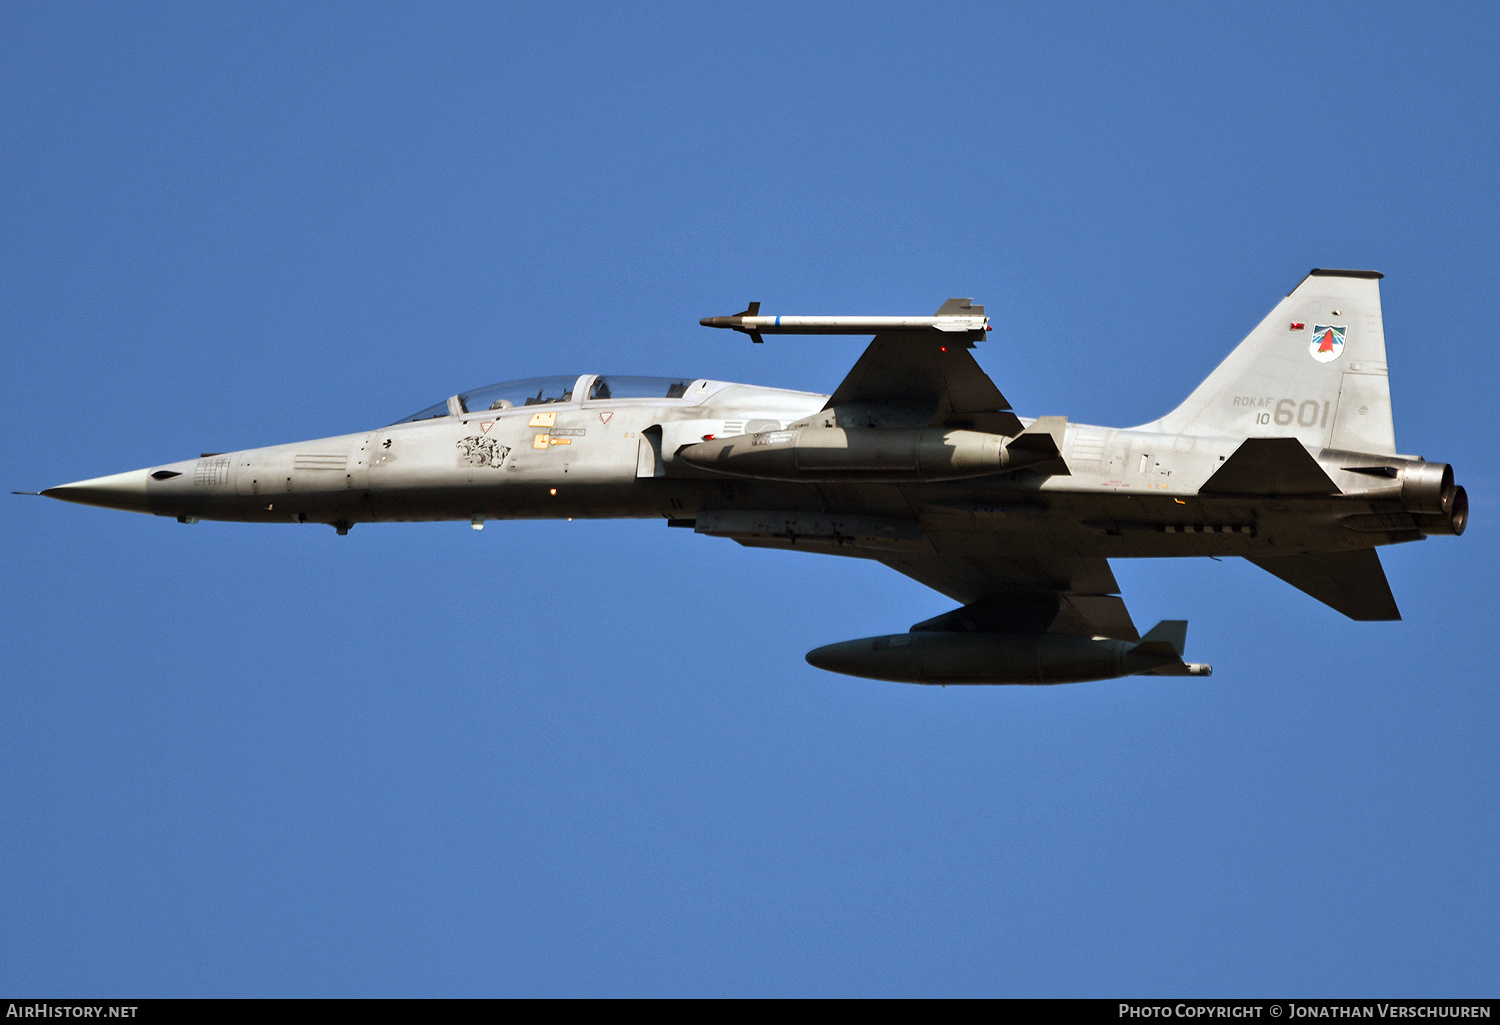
[2,2,1496,996]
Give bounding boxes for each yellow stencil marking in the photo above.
[532,433,550,449]
[529,411,556,428]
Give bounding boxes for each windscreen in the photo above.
[391,400,450,424]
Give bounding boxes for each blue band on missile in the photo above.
[776,316,781,326]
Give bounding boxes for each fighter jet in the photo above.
[32,270,1466,685]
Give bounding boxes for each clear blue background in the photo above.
[2,2,1496,997]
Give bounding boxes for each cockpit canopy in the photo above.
[392,375,696,425]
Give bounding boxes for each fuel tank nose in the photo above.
[41,468,152,513]
[806,635,923,681]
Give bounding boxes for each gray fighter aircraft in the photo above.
[33,270,1466,685]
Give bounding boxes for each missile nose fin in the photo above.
[701,302,762,332]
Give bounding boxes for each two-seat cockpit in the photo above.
[392,375,697,425]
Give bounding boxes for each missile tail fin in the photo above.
[934,297,983,317]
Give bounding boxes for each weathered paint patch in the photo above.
[457,437,510,467]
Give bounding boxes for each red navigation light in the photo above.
[702,434,715,441]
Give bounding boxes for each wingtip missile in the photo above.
[699,301,989,340]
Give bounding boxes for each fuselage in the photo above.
[44,371,1452,563]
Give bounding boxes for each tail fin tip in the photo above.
[1307,268,1384,280]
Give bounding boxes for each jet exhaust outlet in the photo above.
[1414,485,1467,537]
[1401,461,1455,515]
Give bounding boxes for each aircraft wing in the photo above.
[723,524,1139,641]
[825,299,1024,435]
[874,547,1141,640]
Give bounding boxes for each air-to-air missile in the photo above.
[699,300,991,343]
[29,272,1466,686]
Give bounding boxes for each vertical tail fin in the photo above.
[1150,270,1396,454]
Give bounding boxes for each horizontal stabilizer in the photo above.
[1248,548,1401,620]
[1201,437,1339,496]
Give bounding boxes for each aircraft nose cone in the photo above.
[41,468,152,513]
